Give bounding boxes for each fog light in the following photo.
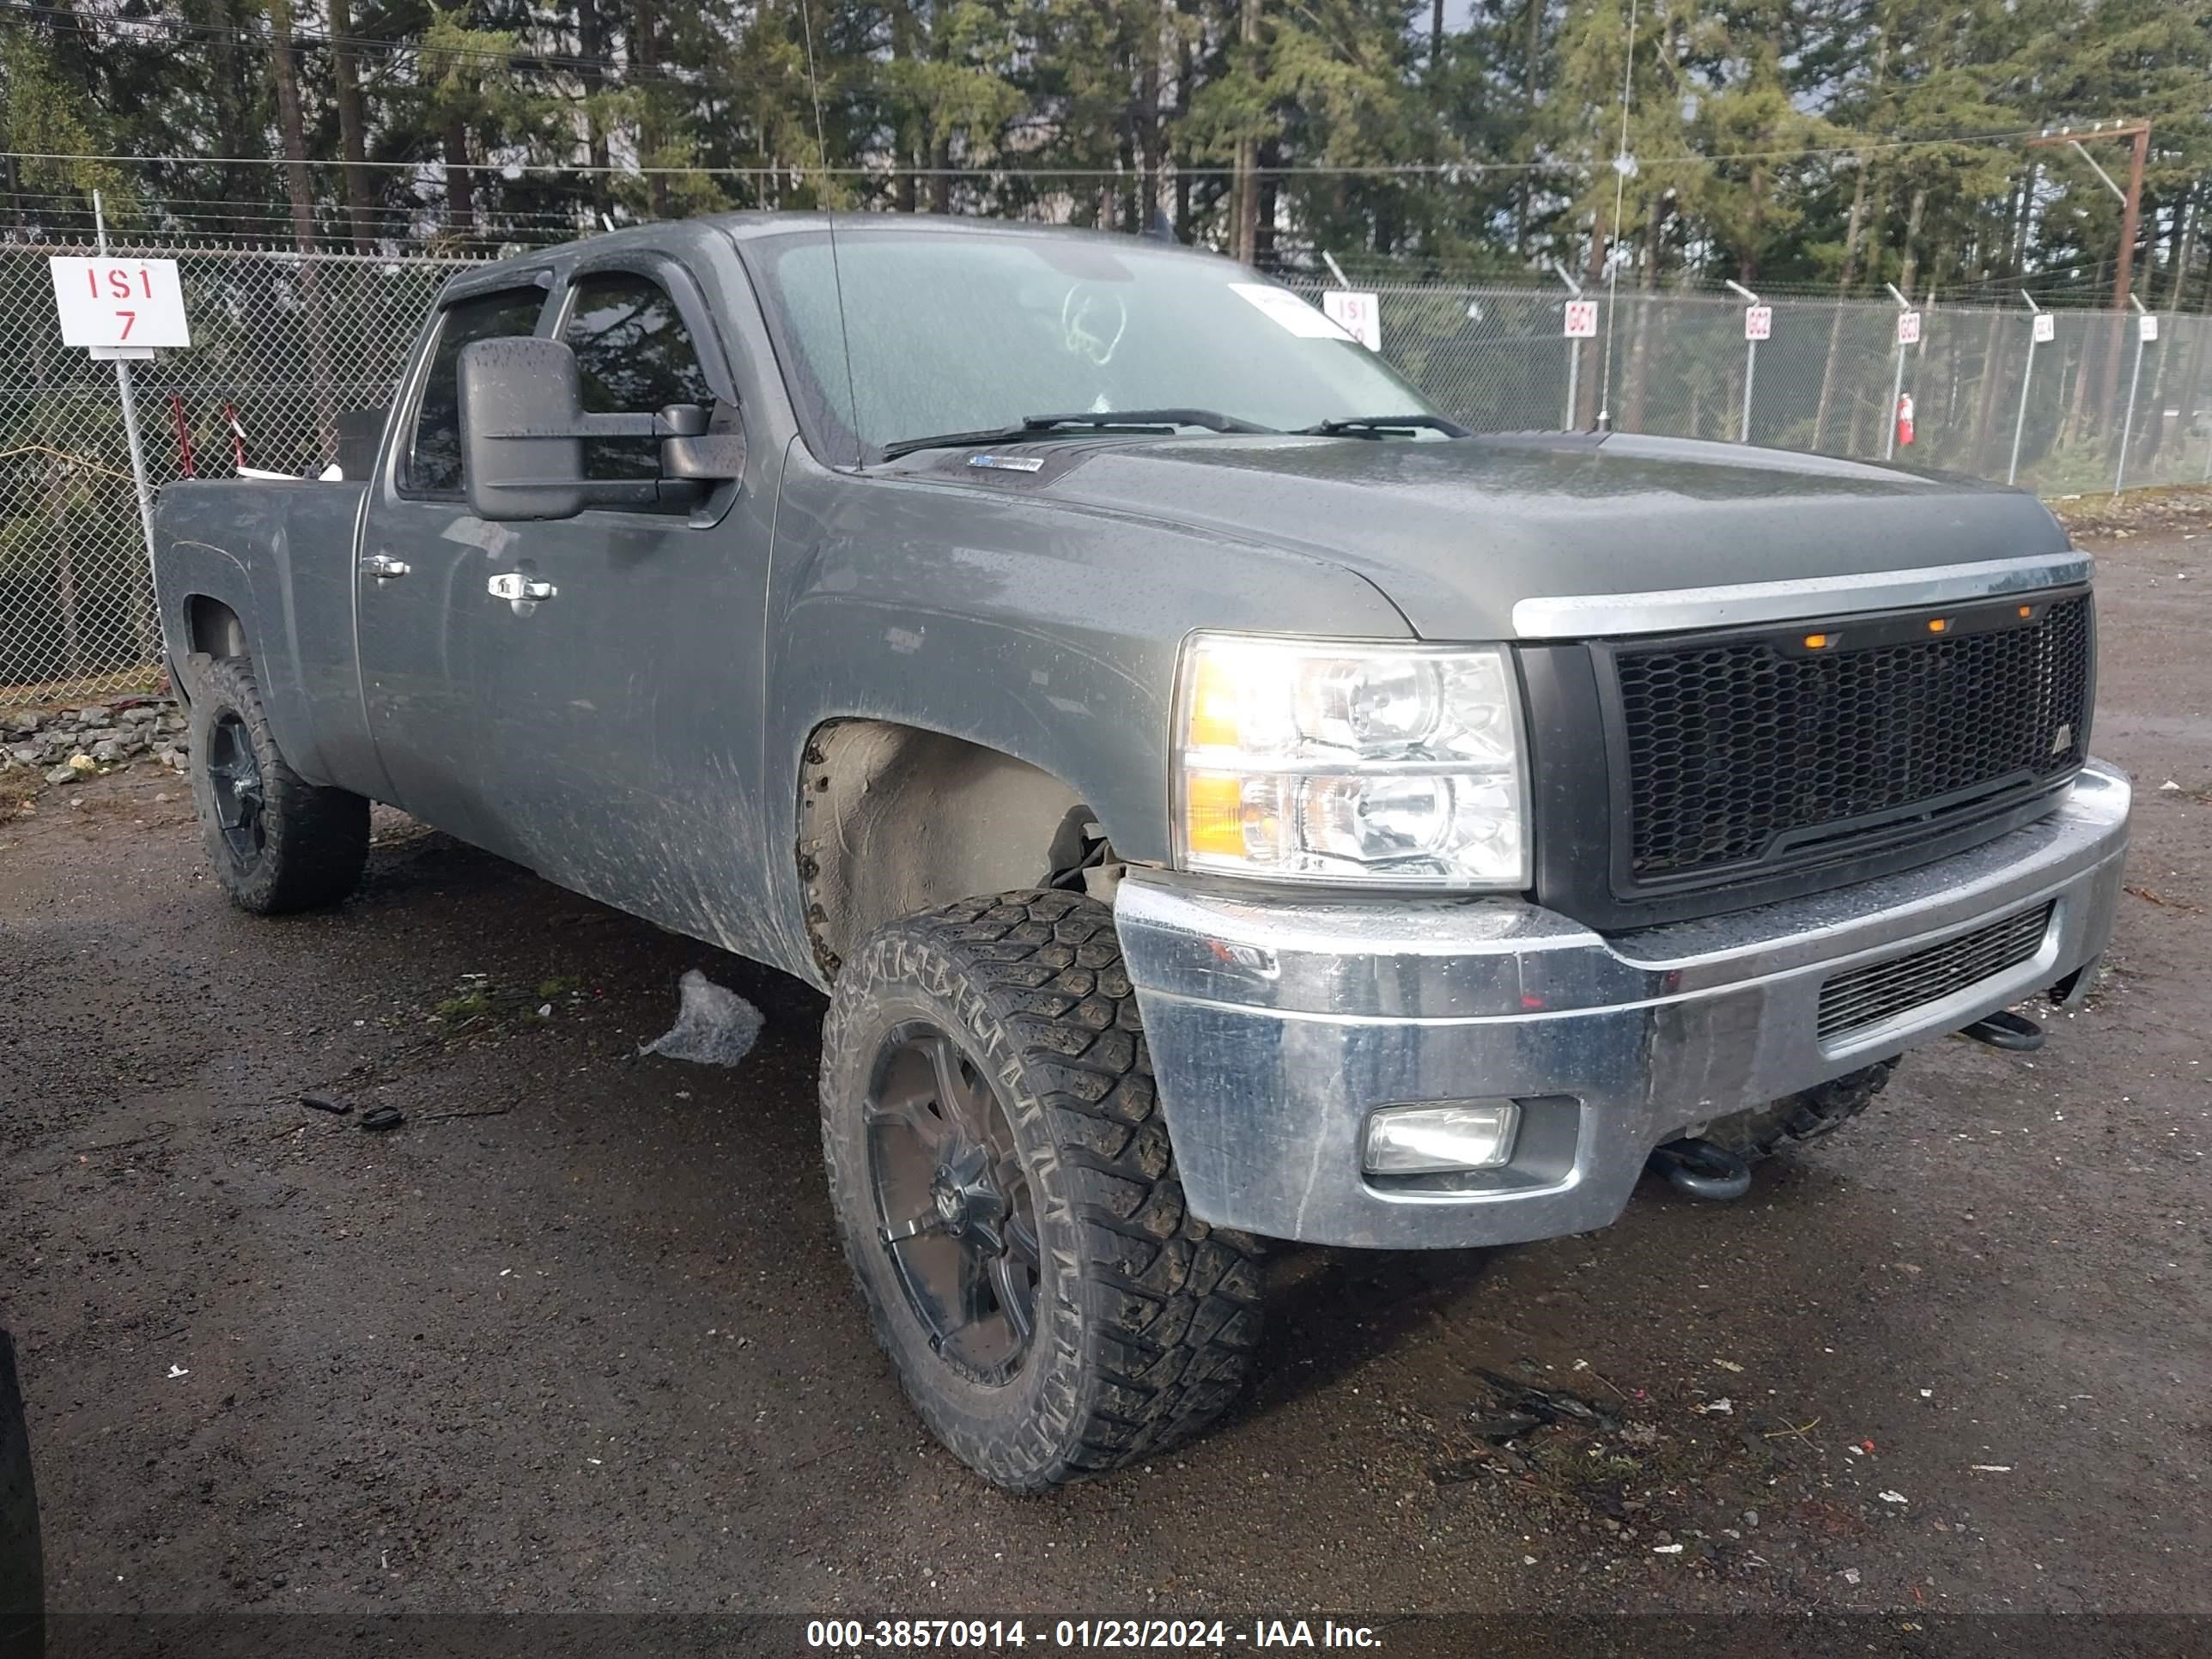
[1363,1101,1521,1174]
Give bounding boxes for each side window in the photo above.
[561,270,716,489]
[406,288,548,495]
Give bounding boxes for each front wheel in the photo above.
[819,890,1265,1491]
[188,656,369,915]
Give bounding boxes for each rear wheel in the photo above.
[819,890,1265,1490]
[189,656,369,914]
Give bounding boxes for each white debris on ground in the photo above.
[639,969,763,1066]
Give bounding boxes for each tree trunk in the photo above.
[2134,192,2194,471]
[267,0,338,454]
[2164,185,2197,311]
[1136,3,1164,228]
[1896,185,1927,297]
[577,0,614,217]
[1622,197,1664,432]
[1255,155,1278,264]
[1173,0,1197,240]
[634,0,670,217]
[889,0,919,213]
[1811,154,1873,451]
[1231,0,1261,263]
[445,119,476,235]
[324,0,376,247]
[266,0,317,252]
[1515,0,1540,256]
[1577,209,1607,429]
[2015,165,2039,267]
[187,0,263,240]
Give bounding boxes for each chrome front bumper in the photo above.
[1115,761,2132,1250]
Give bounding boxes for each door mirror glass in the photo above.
[459,337,589,521]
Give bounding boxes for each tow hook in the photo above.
[1957,1009,2045,1052]
[1647,1138,1754,1201]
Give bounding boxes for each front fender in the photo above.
[756,450,1408,978]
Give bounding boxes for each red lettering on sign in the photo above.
[117,310,136,340]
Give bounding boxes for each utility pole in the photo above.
[2026,120,2152,419]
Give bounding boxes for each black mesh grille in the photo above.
[1613,597,2091,884]
[1818,902,2055,1042]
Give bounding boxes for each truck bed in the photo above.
[154,477,375,793]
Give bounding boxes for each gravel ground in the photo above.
[3,534,2207,1638]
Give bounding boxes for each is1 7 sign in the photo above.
[49,256,192,356]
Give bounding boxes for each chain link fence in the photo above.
[0,243,481,702]
[4,241,2208,705]
[1283,279,2212,495]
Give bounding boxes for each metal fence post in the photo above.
[93,192,164,665]
[1725,280,1759,442]
[1547,259,1583,431]
[2115,299,2148,495]
[2008,294,2043,487]
[1881,283,1911,461]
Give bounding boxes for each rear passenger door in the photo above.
[468,252,782,945]
[357,278,551,850]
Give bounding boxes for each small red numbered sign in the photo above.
[1563,300,1598,338]
[49,256,191,352]
[1897,310,1922,346]
[2140,313,2160,343]
[1320,289,1382,351]
[2033,312,2056,344]
[1744,305,1772,341]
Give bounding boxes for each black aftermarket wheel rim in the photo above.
[866,1023,1043,1385]
[204,711,266,866]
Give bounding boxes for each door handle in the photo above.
[488,572,557,602]
[362,553,410,580]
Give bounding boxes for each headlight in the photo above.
[1174,632,1528,887]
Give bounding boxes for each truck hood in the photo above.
[951,431,2074,640]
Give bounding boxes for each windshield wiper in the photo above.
[879,408,1277,461]
[1020,408,1279,434]
[1298,414,1471,438]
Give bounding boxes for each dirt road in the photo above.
[3,536,2207,1632]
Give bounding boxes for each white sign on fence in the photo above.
[2139,313,2160,343]
[1897,310,1922,346]
[49,256,191,356]
[2033,312,2057,344]
[1322,289,1382,351]
[1744,304,1772,341]
[1563,300,1598,338]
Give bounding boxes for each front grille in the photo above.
[1611,595,2091,885]
[1818,901,2055,1043]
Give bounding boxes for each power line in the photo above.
[0,125,2088,181]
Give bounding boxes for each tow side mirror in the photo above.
[459,338,748,521]
[459,337,589,521]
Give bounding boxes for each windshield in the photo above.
[740,228,1441,462]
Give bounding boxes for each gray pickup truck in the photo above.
[153,213,2129,1489]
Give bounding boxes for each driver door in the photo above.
[466,252,782,945]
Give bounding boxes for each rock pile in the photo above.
[0,699,191,788]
